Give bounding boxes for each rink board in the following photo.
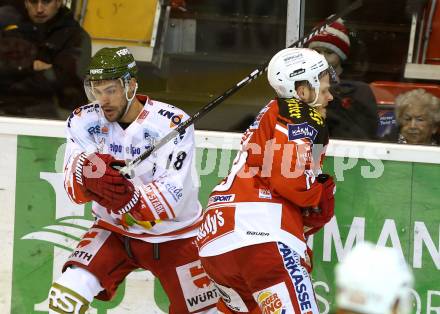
[0,117,439,313]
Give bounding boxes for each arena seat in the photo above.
[370,81,440,105]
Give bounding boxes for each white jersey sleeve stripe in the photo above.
[275,123,288,136]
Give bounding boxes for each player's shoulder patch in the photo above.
[287,122,318,142]
[67,102,100,128]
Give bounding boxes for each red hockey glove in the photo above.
[303,174,336,235]
[73,153,131,199]
[102,186,158,226]
[91,187,139,215]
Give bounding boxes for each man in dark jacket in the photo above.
[0,0,91,119]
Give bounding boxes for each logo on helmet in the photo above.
[284,53,302,62]
[289,68,305,77]
[90,69,103,74]
[116,48,130,57]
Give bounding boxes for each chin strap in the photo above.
[307,86,321,107]
[122,81,139,116]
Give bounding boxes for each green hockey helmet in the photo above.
[87,47,137,81]
[84,47,139,113]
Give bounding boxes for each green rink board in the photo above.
[11,135,440,313]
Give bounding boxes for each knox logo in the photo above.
[158,109,183,128]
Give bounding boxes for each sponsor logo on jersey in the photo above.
[87,125,101,135]
[68,105,100,129]
[207,194,235,206]
[196,209,230,244]
[164,183,183,202]
[110,143,123,154]
[308,108,324,126]
[76,231,98,248]
[259,188,272,199]
[137,110,149,123]
[126,144,141,157]
[176,261,219,312]
[158,109,183,128]
[174,129,186,144]
[143,128,158,149]
[287,122,317,142]
[256,291,286,314]
[278,242,313,313]
[246,231,270,236]
[67,229,110,266]
[286,99,302,119]
[69,250,94,262]
[85,103,100,113]
[142,185,166,217]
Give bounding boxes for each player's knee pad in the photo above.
[48,266,103,313]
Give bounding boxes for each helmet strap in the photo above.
[121,78,138,116]
[307,86,320,107]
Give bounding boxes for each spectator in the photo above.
[335,242,414,314]
[306,17,378,140]
[0,0,91,119]
[390,89,440,145]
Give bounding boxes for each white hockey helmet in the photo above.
[267,48,329,106]
[335,242,414,314]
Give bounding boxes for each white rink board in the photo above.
[1,116,439,164]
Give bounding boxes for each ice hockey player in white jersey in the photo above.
[48,47,218,313]
[335,242,414,314]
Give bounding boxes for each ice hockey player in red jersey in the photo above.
[47,47,218,313]
[196,48,336,314]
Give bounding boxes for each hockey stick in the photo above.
[119,0,363,178]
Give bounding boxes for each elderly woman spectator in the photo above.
[392,89,440,145]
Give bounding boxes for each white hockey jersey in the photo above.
[64,95,202,243]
